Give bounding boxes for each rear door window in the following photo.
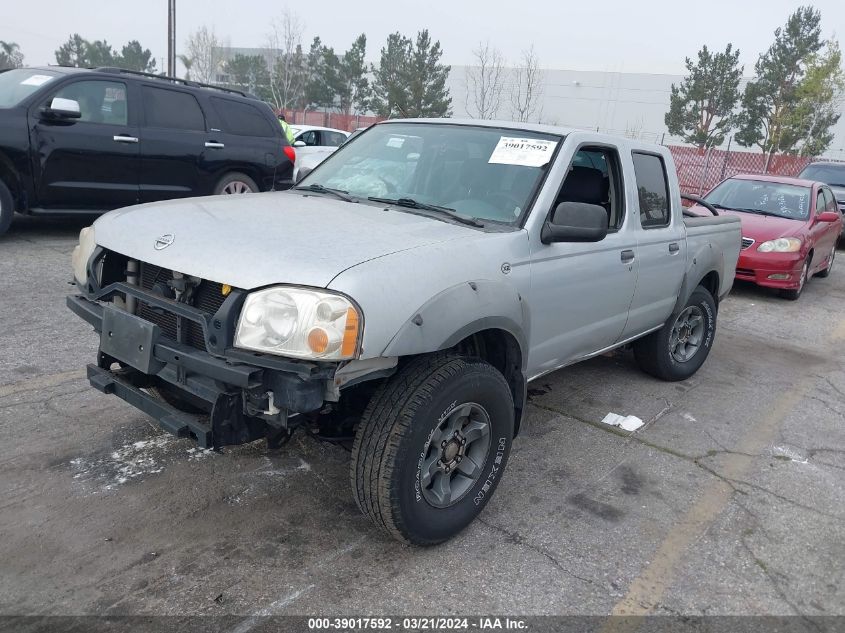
[632,152,671,228]
[142,86,205,131]
[323,131,347,147]
[210,97,274,137]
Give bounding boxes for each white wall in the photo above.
[448,65,845,158]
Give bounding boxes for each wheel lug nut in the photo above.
[461,439,467,445]
[456,456,462,462]
[445,466,450,472]
[441,441,447,448]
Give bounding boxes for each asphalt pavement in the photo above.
[1,214,843,619]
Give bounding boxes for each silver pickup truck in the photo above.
[68,119,741,544]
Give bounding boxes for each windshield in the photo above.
[299,122,561,225]
[799,164,845,187]
[705,178,811,220]
[0,69,60,108]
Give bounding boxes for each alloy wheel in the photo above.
[669,306,705,363]
[420,402,492,508]
[222,180,254,194]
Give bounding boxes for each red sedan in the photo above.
[699,174,842,300]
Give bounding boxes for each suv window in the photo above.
[52,80,127,125]
[799,164,845,186]
[142,86,205,131]
[210,97,274,137]
[632,152,670,228]
[555,147,625,229]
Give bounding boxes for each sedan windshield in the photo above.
[298,122,561,225]
[705,179,811,220]
[0,69,60,108]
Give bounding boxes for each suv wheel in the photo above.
[351,355,514,545]
[633,285,717,381]
[214,172,258,195]
[0,180,14,236]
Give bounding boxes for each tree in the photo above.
[303,37,339,110]
[781,41,845,156]
[178,54,193,80]
[85,40,118,67]
[55,34,88,67]
[370,33,412,117]
[664,44,743,148]
[510,46,544,123]
[0,41,24,70]
[370,30,451,118]
[735,6,839,159]
[120,40,157,73]
[465,41,506,119]
[184,26,221,84]
[337,34,370,115]
[266,8,307,110]
[223,54,270,98]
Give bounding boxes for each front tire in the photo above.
[815,246,835,279]
[0,180,14,236]
[781,258,810,300]
[633,285,717,381]
[351,355,514,545]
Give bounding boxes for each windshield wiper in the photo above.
[367,197,484,227]
[294,183,354,202]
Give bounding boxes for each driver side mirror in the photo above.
[541,202,609,244]
[41,97,82,121]
[818,211,840,223]
[293,140,306,147]
[296,165,314,183]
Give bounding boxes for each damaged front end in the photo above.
[68,247,383,449]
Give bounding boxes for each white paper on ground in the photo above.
[488,137,557,167]
[601,412,644,432]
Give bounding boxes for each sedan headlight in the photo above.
[235,286,361,360]
[71,226,97,286]
[757,237,801,253]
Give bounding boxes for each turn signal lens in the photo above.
[308,328,329,353]
[283,146,296,163]
[341,307,360,357]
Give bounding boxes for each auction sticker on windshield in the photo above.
[489,137,557,167]
[20,74,54,87]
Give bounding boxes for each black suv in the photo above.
[0,66,295,235]
[799,162,845,215]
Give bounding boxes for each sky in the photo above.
[3,0,844,75]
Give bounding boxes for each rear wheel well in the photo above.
[452,329,526,436]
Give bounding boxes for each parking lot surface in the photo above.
[1,215,844,617]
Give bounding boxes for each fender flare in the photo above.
[381,279,529,363]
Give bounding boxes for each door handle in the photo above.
[669,242,680,253]
[113,135,138,143]
[621,249,635,263]
[205,141,225,149]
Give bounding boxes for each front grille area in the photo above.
[741,237,755,250]
[135,264,227,351]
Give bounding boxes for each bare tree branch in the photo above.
[510,46,544,123]
[465,41,506,119]
[266,9,306,110]
[184,26,221,84]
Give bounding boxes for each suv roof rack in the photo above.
[93,67,256,99]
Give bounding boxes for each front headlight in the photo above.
[71,226,97,286]
[235,286,361,360]
[757,237,801,253]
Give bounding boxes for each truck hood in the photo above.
[94,191,475,289]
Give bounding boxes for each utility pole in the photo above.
[167,0,176,77]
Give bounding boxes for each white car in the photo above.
[290,125,350,180]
